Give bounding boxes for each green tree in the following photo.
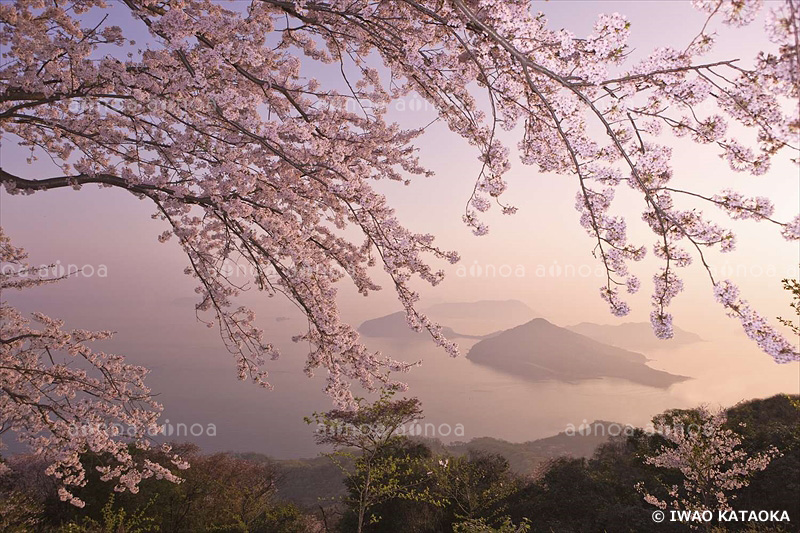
[339,440,444,533]
[453,517,530,533]
[430,451,520,525]
[306,392,438,533]
[58,494,160,533]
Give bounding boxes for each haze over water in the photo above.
[52,306,793,459]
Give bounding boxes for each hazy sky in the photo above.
[1,0,798,457]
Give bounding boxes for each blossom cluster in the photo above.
[0,229,186,506]
[0,0,797,424]
[638,406,779,514]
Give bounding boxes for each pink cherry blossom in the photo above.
[639,406,779,514]
[0,1,798,502]
[0,229,185,507]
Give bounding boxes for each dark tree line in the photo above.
[1,394,797,532]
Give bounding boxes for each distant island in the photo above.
[567,321,703,351]
[467,318,688,388]
[357,311,483,340]
[358,299,536,339]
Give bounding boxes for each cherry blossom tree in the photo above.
[1,0,799,502]
[636,406,779,514]
[0,228,187,507]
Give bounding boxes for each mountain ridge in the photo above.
[272,420,622,508]
[566,321,703,351]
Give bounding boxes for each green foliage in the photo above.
[308,392,439,532]
[336,446,524,532]
[244,502,312,533]
[453,517,530,533]
[1,443,318,533]
[430,451,519,524]
[58,494,160,533]
[724,394,800,521]
[0,487,43,532]
[336,440,442,533]
[310,393,534,532]
[503,440,687,532]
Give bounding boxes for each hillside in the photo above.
[273,423,618,508]
[433,425,617,475]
